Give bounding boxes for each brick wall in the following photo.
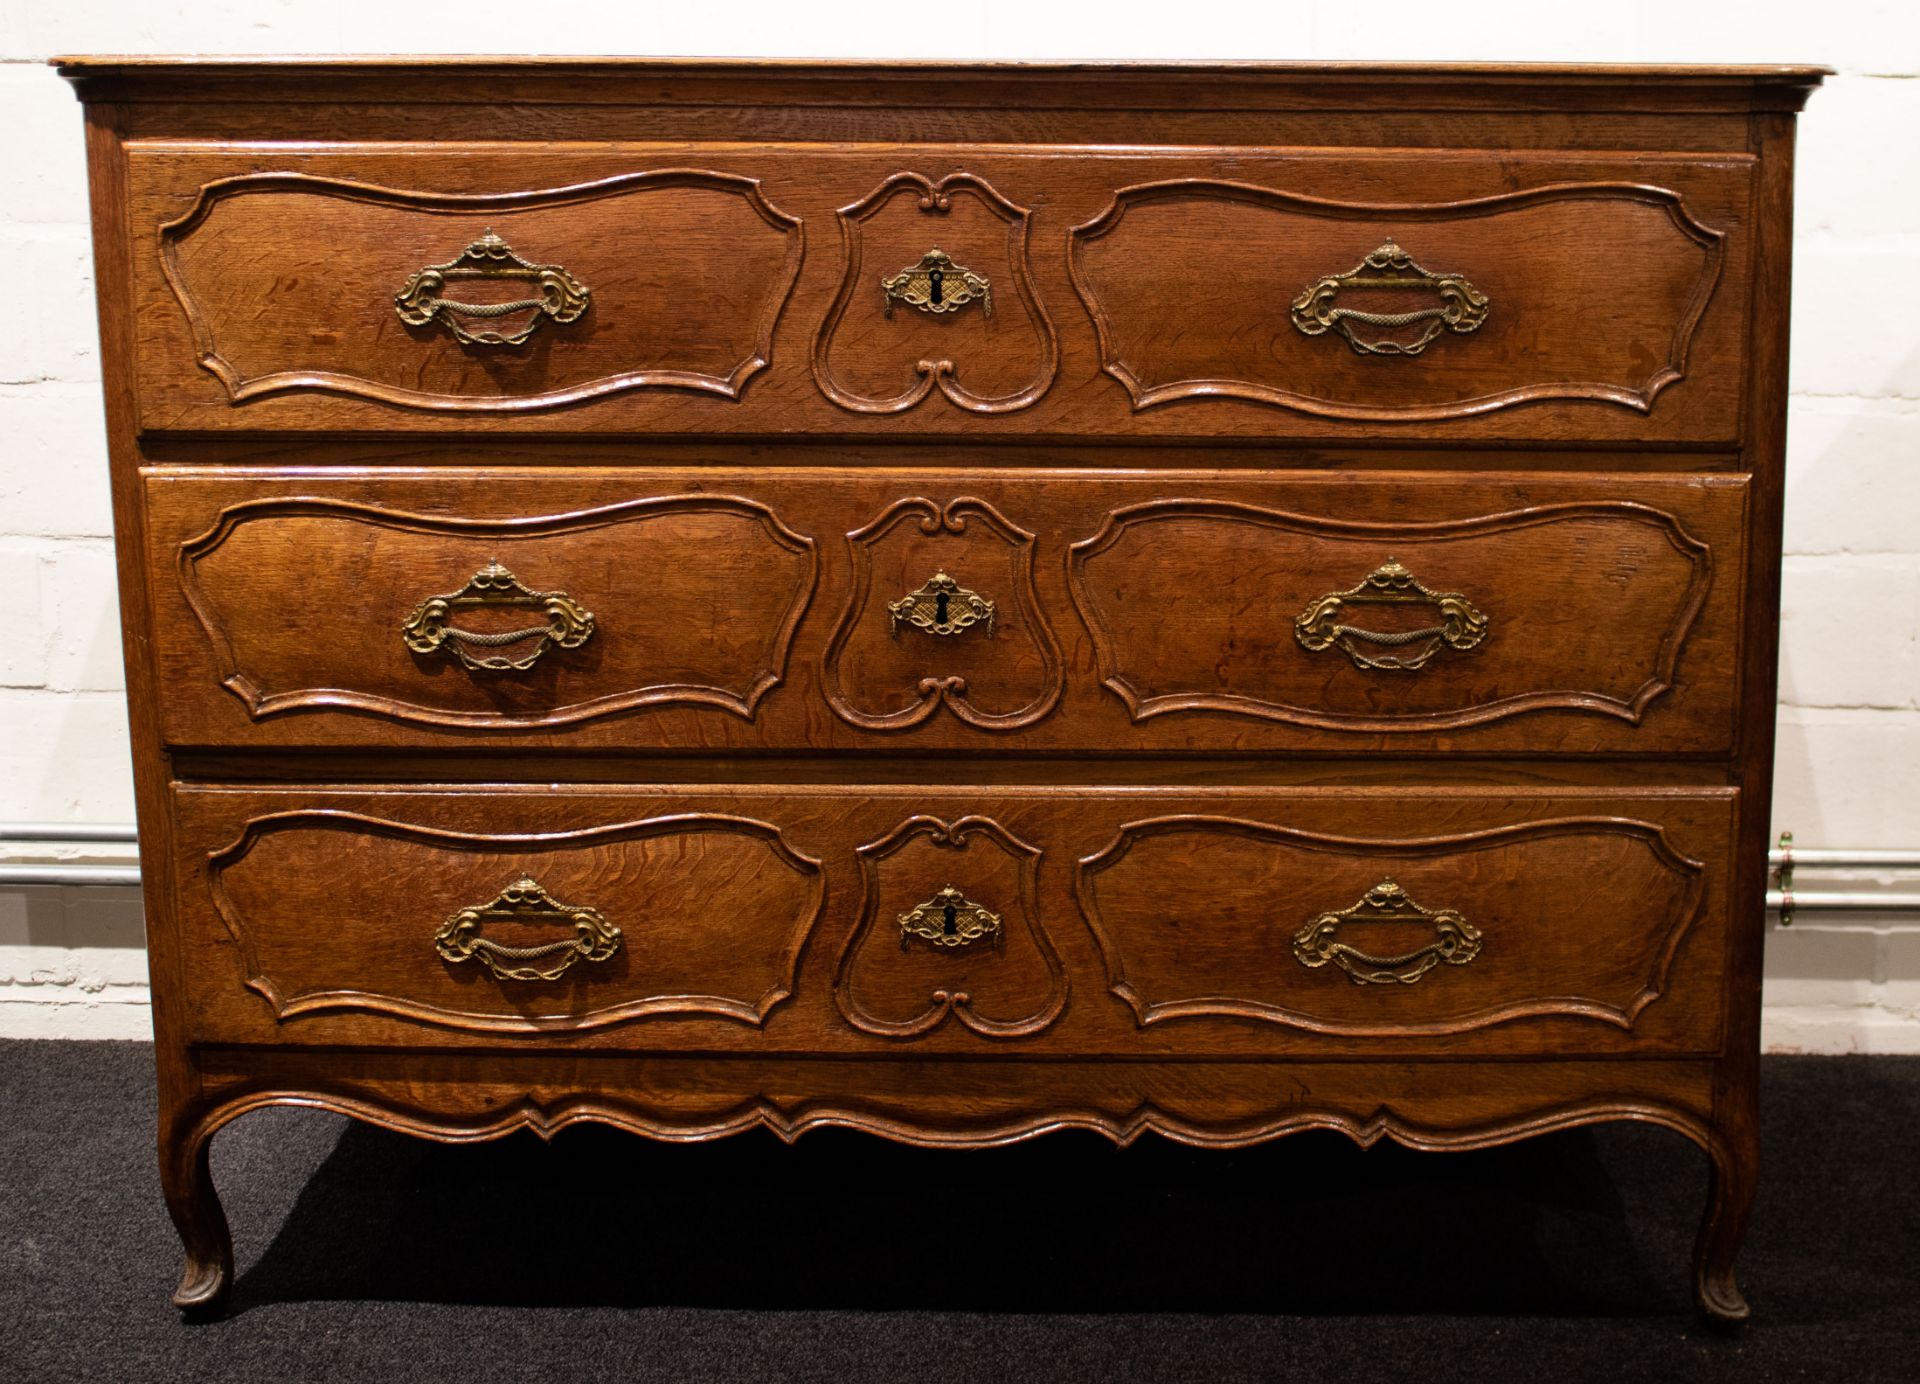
[3,1,1916,1045]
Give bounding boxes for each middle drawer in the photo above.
[144,466,1747,755]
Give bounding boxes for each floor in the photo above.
[1,1042,1914,1382]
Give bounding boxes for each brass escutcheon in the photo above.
[899,885,1003,951]
[1292,878,1483,985]
[882,248,992,318]
[889,571,996,639]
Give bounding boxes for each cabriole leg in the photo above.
[1692,1123,1758,1325]
[160,1110,233,1316]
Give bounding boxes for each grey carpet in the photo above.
[1,1041,1915,1382]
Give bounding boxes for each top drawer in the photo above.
[127,144,1754,444]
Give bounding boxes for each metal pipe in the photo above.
[1769,848,1920,869]
[1768,891,1920,911]
[0,864,143,887]
[0,822,139,844]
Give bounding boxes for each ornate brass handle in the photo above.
[394,229,590,346]
[882,248,992,318]
[1290,241,1489,356]
[889,571,995,638]
[1294,559,1489,671]
[899,885,1003,951]
[401,561,596,672]
[1292,878,1482,985]
[434,876,621,982]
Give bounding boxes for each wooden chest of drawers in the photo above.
[58,57,1824,1321]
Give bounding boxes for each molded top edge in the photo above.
[50,55,1830,110]
[50,54,1835,80]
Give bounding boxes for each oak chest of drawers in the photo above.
[58,56,1824,1320]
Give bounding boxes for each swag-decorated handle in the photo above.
[394,229,590,346]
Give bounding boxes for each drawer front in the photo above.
[172,785,1735,1058]
[129,145,1751,442]
[146,467,1747,755]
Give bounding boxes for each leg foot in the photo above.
[162,1114,233,1316]
[1692,1128,1757,1326]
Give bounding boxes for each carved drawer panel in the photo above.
[832,814,1067,1040]
[129,146,1750,443]
[1074,790,1737,1051]
[1067,477,1746,743]
[811,171,1058,416]
[822,496,1064,733]
[140,157,804,415]
[1068,174,1741,429]
[172,785,1732,1058]
[181,791,829,1037]
[148,473,816,735]
[146,467,1743,754]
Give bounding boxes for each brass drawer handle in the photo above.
[899,886,1003,951]
[434,876,622,982]
[883,248,992,318]
[401,561,596,672]
[890,571,996,638]
[394,229,590,346]
[1290,241,1489,356]
[1294,559,1489,671]
[1292,878,1482,985]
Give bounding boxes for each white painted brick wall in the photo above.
[2,1,1917,1048]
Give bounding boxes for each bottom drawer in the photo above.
[170,784,1737,1057]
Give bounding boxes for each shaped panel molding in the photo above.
[177,494,817,729]
[823,497,1064,732]
[1068,179,1726,421]
[1067,498,1714,733]
[1076,814,1709,1037]
[834,815,1067,1039]
[206,810,827,1033]
[812,172,1059,414]
[158,170,803,411]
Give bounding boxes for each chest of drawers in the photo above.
[58,57,1823,1320]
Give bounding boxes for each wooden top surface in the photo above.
[52,56,1829,110]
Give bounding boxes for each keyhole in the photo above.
[936,591,950,623]
[943,904,958,936]
[929,268,944,305]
